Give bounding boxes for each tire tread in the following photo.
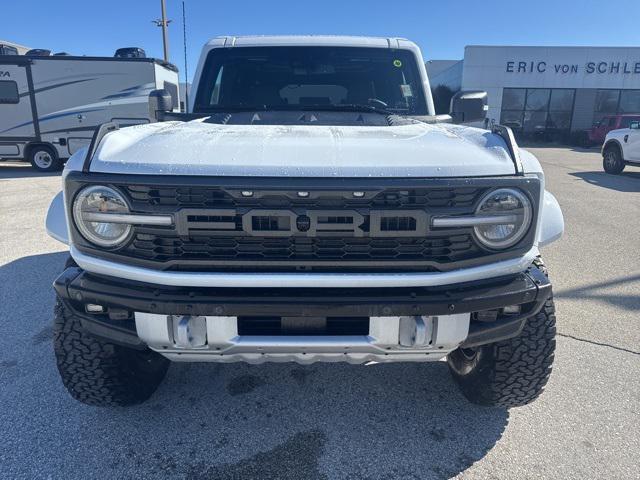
[53,299,168,406]
[448,265,556,408]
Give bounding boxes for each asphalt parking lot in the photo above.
[0,147,638,479]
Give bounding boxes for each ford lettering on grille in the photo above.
[175,209,429,238]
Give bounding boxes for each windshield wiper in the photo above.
[197,104,401,115]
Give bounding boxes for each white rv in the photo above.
[0,54,179,171]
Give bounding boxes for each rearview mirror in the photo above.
[149,89,173,122]
[450,90,488,124]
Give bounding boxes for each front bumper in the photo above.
[54,263,552,361]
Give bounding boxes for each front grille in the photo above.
[113,184,494,271]
[124,232,479,268]
[67,176,540,273]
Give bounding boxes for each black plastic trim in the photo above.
[54,269,145,349]
[82,122,119,173]
[492,124,523,175]
[54,266,551,326]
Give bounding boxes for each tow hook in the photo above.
[399,316,433,347]
[174,315,208,348]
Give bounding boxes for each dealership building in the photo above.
[428,46,640,135]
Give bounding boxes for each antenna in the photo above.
[182,0,189,112]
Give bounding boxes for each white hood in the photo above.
[90,119,516,177]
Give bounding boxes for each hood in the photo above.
[90,119,516,177]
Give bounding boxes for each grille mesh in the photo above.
[126,233,477,263]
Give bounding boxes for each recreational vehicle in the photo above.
[0,54,179,171]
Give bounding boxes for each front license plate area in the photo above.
[237,316,370,336]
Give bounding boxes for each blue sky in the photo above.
[3,0,640,84]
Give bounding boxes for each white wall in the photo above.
[462,46,640,124]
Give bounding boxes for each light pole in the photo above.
[152,0,171,62]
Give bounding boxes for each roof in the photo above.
[0,54,177,71]
[206,35,414,49]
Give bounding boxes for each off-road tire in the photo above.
[53,298,169,406]
[602,145,625,174]
[447,293,556,408]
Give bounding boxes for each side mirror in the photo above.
[450,90,488,124]
[630,121,640,130]
[148,89,173,122]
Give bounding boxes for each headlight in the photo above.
[72,185,131,247]
[473,188,532,249]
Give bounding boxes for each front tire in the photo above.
[447,297,556,408]
[53,298,169,406]
[603,146,625,174]
[29,145,62,172]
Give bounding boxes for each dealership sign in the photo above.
[506,61,640,75]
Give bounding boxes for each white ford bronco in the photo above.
[602,120,640,174]
[46,36,564,408]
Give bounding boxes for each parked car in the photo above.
[588,114,640,144]
[46,35,564,409]
[602,121,640,173]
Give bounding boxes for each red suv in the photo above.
[588,114,640,144]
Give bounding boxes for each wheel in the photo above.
[603,146,625,174]
[447,296,556,408]
[53,298,170,406]
[29,145,62,172]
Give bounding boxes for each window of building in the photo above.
[500,88,575,137]
[550,89,575,111]
[595,90,620,116]
[619,90,640,114]
[525,89,550,111]
[0,80,19,104]
[594,89,640,125]
[501,88,526,110]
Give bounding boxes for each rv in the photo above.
[0,54,179,171]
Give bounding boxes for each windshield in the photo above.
[194,46,428,115]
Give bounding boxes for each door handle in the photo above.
[624,135,629,143]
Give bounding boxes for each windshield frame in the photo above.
[193,45,428,116]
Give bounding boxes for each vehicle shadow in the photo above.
[569,170,640,193]
[0,161,61,179]
[0,252,509,479]
[555,273,640,312]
